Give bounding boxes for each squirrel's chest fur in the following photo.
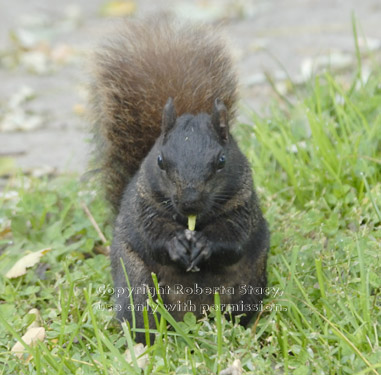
[111,163,269,331]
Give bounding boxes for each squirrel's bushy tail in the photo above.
[89,16,238,211]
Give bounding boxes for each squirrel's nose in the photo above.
[178,188,203,215]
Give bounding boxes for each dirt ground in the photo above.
[1,0,380,175]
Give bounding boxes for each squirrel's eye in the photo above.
[157,155,165,170]
[217,154,226,170]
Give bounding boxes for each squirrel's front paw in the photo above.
[186,232,212,272]
[167,231,192,269]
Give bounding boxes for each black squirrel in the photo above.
[89,17,269,342]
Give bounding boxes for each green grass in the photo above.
[1,66,380,373]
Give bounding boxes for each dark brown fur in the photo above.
[89,17,237,211]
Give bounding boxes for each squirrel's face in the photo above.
[148,98,245,220]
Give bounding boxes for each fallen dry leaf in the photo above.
[11,327,46,359]
[0,86,46,132]
[5,248,51,278]
[0,225,12,240]
[100,0,136,17]
[0,157,17,177]
[73,103,85,116]
[51,44,75,64]
[27,308,43,328]
[220,359,243,375]
[124,343,148,369]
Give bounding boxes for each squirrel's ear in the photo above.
[211,98,229,142]
[162,97,177,134]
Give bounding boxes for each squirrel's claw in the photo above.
[188,234,212,270]
[186,263,200,272]
[168,234,191,269]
